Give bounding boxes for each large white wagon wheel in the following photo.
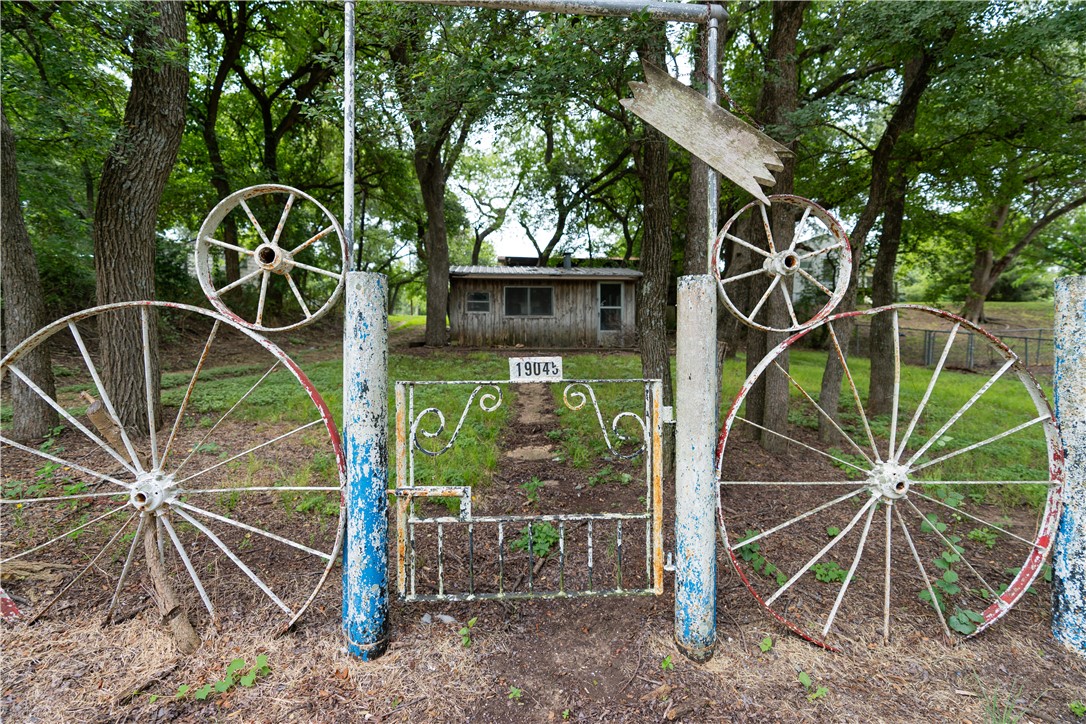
[0,301,344,633]
[712,194,851,332]
[196,184,348,332]
[716,305,1062,650]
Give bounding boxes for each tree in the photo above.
[1,105,58,441]
[93,1,188,430]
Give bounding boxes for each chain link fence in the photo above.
[848,324,1054,371]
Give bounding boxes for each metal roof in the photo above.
[450,265,642,281]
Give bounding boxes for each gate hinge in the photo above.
[663,551,675,572]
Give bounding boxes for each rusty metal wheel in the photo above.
[196,184,348,332]
[712,194,851,332]
[716,304,1063,650]
[0,301,344,632]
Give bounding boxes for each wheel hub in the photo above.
[255,243,293,274]
[762,249,802,277]
[868,461,911,500]
[129,471,175,512]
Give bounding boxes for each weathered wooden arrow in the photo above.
[620,62,790,204]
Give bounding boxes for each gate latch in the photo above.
[393,486,472,521]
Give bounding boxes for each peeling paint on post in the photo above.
[1053,276,1086,656]
[674,275,717,661]
[343,272,389,659]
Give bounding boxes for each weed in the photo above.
[826,526,841,538]
[587,465,632,487]
[562,709,572,720]
[660,655,674,672]
[294,492,340,517]
[1069,700,1085,718]
[948,607,985,635]
[736,530,788,587]
[521,477,545,505]
[797,671,828,701]
[175,654,271,701]
[459,617,478,647]
[507,685,523,701]
[511,522,559,558]
[967,527,998,549]
[811,561,849,584]
[759,636,774,653]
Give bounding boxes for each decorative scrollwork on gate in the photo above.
[562,383,648,460]
[411,384,503,457]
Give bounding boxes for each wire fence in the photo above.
[848,325,1054,371]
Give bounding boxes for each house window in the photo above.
[466,291,490,313]
[599,282,623,331]
[504,286,554,317]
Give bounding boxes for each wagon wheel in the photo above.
[0,301,344,633]
[716,304,1062,650]
[196,184,348,332]
[712,194,851,332]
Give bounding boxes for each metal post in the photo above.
[1053,276,1086,656]
[674,275,718,661]
[343,0,356,269]
[704,13,720,272]
[343,272,390,660]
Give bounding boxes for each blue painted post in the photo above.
[1053,276,1086,656]
[674,275,718,661]
[343,271,389,659]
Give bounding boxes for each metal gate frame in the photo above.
[393,378,664,601]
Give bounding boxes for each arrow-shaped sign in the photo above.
[621,62,790,204]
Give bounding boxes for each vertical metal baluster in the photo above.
[558,521,566,594]
[527,524,535,593]
[616,520,623,592]
[409,520,416,599]
[468,523,475,596]
[498,522,505,596]
[437,522,444,597]
[587,520,594,592]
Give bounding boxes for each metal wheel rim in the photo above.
[1,301,345,632]
[715,303,1063,650]
[712,194,852,333]
[195,184,348,332]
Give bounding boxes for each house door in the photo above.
[597,282,624,346]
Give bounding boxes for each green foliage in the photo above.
[459,616,478,647]
[511,522,559,558]
[758,636,774,653]
[811,561,849,584]
[1069,701,1086,718]
[967,527,998,549]
[175,655,271,701]
[736,530,788,587]
[660,655,674,672]
[797,671,828,701]
[507,685,523,701]
[520,477,545,504]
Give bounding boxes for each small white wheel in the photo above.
[196,184,348,332]
[712,194,851,332]
[1,301,345,632]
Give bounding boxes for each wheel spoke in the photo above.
[1,504,127,564]
[0,436,129,488]
[765,495,878,607]
[789,205,812,250]
[104,513,146,625]
[217,267,263,296]
[724,232,771,258]
[895,323,959,461]
[822,499,878,637]
[255,270,270,326]
[909,415,1049,474]
[883,501,892,643]
[827,324,882,462]
[158,512,216,621]
[140,308,159,469]
[780,284,800,328]
[161,321,221,469]
[903,497,1001,601]
[798,242,844,261]
[170,361,282,477]
[175,419,324,486]
[734,416,870,473]
[204,237,255,256]
[290,259,342,281]
[721,480,863,486]
[727,487,867,551]
[905,359,1015,468]
[748,276,781,321]
[172,507,292,615]
[289,224,335,256]
[889,310,901,458]
[175,501,332,560]
[239,198,272,245]
[183,485,339,494]
[758,202,776,254]
[269,192,296,247]
[285,273,313,319]
[27,512,136,625]
[912,490,1041,548]
[773,361,874,466]
[68,322,145,473]
[795,267,832,297]
[1,490,126,505]
[8,366,137,477]
[896,505,953,639]
[720,267,766,285]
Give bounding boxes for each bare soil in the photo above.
[2,320,1084,723]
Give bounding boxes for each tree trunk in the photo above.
[684,24,710,277]
[418,159,450,346]
[93,1,188,431]
[1,106,58,441]
[867,170,907,416]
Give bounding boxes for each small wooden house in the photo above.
[448,266,641,348]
